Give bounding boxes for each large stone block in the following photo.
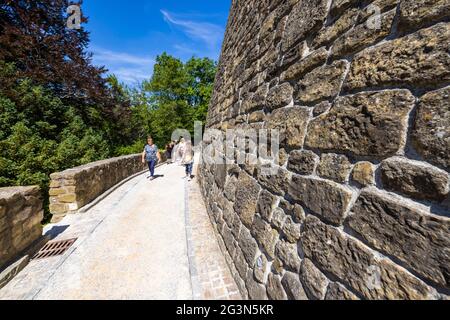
[302,215,436,299]
[288,175,353,225]
[231,212,242,238]
[351,162,375,186]
[279,41,308,70]
[296,60,348,104]
[224,175,238,201]
[347,189,450,288]
[299,258,329,300]
[287,150,319,176]
[313,8,359,48]
[244,85,268,113]
[282,216,302,243]
[238,226,259,266]
[235,248,250,280]
[313,101,331,117]
[271,207,287,231]
[214,164,228,190]
[266,83,293,111]
[279,199,306,224]
[282,0,328,52]
[258,48,279,73]
[222,201,235,228]
[248,110,265,123]
[257,190,276,222]
[233,172,261,228]
[58,193,77,204]
[48,188,66,196]
[280,47,329,81]
[330,0,360,18]
[0,186,43,270]
[344,23,450,92]
[358,0,399,22]
[266,106,310,149]
[330,10,396,59]
[412,86,450,170]
[222,225,236,257]
[305,90,415,157]
[325,282,360,300]
[275,240,302,273]
[267,274,288,300]
[380,157,449,202]
[259,9,278,44]
[273,13,288,45]
[11,207,36,227]
[257,167,291,196]
[281,271,309,300]
[252,216,279,259]
[317,153,352,183]
[246,271,269,300]
[399,0,450,32]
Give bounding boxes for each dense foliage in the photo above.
[0,0,217,221]
[129,53,217,150]
[0,0,113,107]
[0,61,112,222]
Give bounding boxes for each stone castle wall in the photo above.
[199,0,449,299]
[0,186,43,270]
[49,154,146,222]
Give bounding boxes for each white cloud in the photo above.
[160,10,224,51]
[88,11,225,84]
[173,44,201,56]
[93,48,154,66]
[90,47,155,85]
[112,68,150,84]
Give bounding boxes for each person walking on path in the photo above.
[142,136,162,180]
[181,140,194,181]
[165,143,174,164]
[171,141,178,164]
[177,138,186,165]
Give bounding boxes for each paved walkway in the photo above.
[0,156,241,300]
[187,169,241,300]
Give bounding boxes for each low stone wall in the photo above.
[199,0,450,300]
[0,186,43,270]
[49,154,146,222]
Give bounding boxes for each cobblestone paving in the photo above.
[186,172,242,300]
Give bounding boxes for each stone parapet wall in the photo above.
[0,187,43,270]
[49,154,146,222]
[199,0,450,299]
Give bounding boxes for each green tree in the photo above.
[130,53,217,148]
[185,57,217,123]
[0,62,115,222]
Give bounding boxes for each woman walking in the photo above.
[171,141,178,164]
[177,138,186,165]
[142,136,161,180]
[181,140,194,181]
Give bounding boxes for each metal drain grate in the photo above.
[32,238,77,260]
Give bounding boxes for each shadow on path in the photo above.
[44,225,70,240]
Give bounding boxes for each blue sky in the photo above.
[83,0,231,85]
